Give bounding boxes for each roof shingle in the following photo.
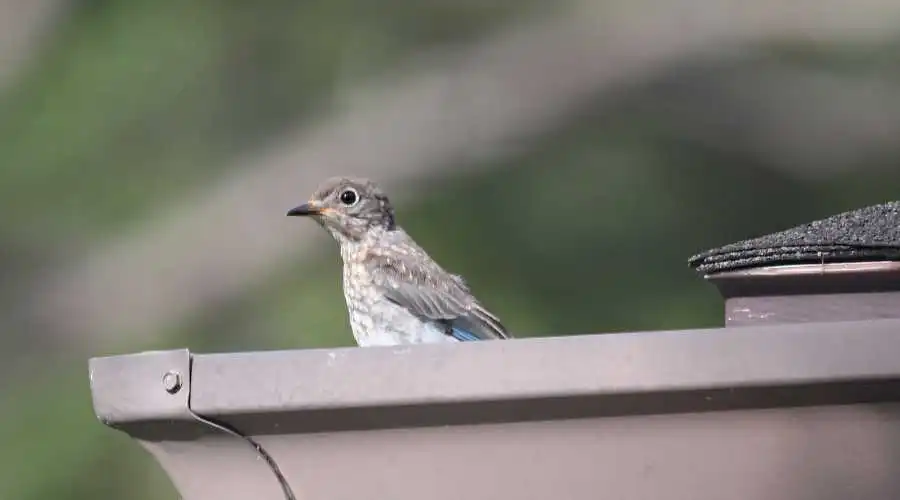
[689,201,900,274]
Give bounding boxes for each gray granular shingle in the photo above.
[689,201,900,275]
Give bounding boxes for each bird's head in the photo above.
[287,176,395,242]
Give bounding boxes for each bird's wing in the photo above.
[365,248,509,340]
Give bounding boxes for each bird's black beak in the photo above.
[286,203,319,217]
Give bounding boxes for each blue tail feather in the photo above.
[450,326,481,342]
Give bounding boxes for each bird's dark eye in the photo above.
[339,188,359,206]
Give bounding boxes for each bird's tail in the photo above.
[470,303,511,339]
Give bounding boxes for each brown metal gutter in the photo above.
[90,319,900,500]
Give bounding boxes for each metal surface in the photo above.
[89,349,193,431]
[90,320,900,499]
[162,371,183,394]
[88,349,297,499]
[706,261,900,326]
[231,404,900,500]
[188,319,900,432]
[726,292,900,326]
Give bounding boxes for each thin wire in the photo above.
[185,359,297,500]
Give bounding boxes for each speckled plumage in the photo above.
[288,176,510,347]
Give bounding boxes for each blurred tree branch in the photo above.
[641,65,900,178]
[26,0,900,352]
[0,0,67,95]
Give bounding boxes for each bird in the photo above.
[286,176,511,347]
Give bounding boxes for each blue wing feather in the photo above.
[450,326,482,342]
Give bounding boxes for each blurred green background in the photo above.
[2,0,900,498]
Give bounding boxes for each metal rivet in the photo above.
[163,371,182,394]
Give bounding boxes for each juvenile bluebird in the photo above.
[287,176,511,347]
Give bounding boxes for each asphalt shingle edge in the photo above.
[689,201,900,275]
